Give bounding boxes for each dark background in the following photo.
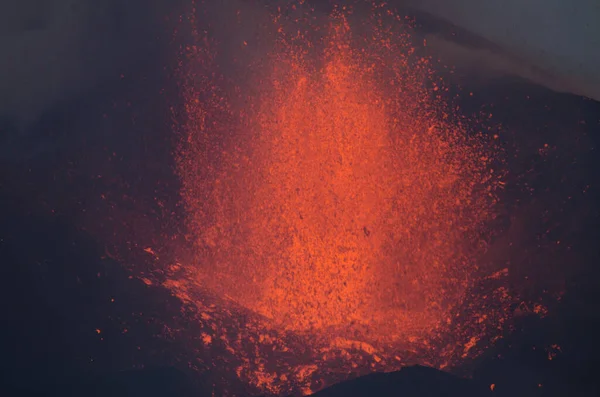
[1,1,599,396]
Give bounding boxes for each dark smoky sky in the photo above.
[0,0,181,156]
[0,0,598,161]
[406,0,600,98]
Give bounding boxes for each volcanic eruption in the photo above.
[168,1,510,394]
[3,1,597,397]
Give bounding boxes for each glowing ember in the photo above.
[177,6,498,340]
[167,1,508,394]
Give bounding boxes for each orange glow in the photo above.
[169,2,509,394]
[177,11,498,342]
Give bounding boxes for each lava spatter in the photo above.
[171,1,508,394]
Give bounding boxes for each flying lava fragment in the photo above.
[170,1,508,394]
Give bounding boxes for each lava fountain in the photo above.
[171,1,505,394]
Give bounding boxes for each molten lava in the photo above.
[169,2,509,394]
[177,9,498,342]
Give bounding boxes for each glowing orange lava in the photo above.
[158,2,524,395]
[176,6,500,347]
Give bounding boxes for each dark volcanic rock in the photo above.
[309,366,487,397]
[73,367,198,397]
[2,367,199,397]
